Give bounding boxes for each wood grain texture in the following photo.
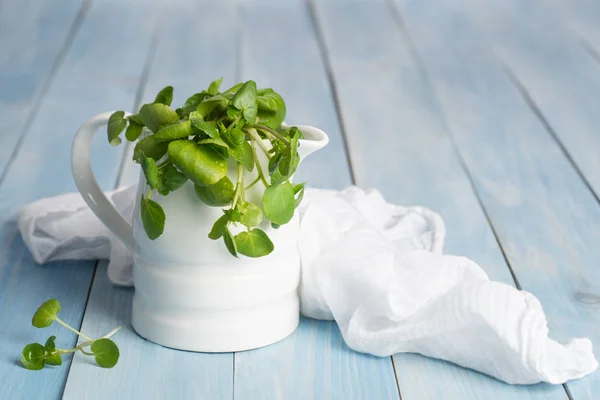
[118,0,239,184]
[548,0,600,55]
[461,0,600,205]
[0,0,84,178]
[64,2,238,399]
[0,1,89,399]
[234,3,399,400]
[239,2,352,189]
[312,0,566,398]
[3,0,598,398]
[0,0,154,398]
[394,0,599,398]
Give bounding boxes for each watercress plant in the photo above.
[107,79,305,258]
[21,299,120,370]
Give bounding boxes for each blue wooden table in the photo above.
[1,0,600,398]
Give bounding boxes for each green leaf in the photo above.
[167,141,228,186]
[32,299,60,328]
[182,92,211,115]
[230,141,254,172]
[222,82,243,96]
[234,229,274,258]
[257,88,284,112]
[21,343,45,370]
[198,138,229,159]
[44,336,62,366]
[268,151,283,175]
[284,125,303,140]
[139,103,179,132]
[262,181,295,225]
[232,80,258,123]
[90,338,120,368]
[239,202,263,227]
[223,228,238,257]
[269,131,300,184]
[140,152,159,189]
[279,130,300,176]
[196,94,229,119]
[222,128,245,148]
[125,121,143,142]
[256,89,286,129]
[194,176,235,206]
[293,182,305,209]
[107,111,126,146]
[162,165,187,192]
[133,136,168,163]
[208,214,229,240]
[44,336,56,351]
[226,106,242,120]
[189,112,219,139]
[269,169,285,186]
[45,352,62,366]
[224,209,242,222]
[126,114,143,125]
[154,120,193,142]
[154,86,174,106]
[207,77,223,96]
[140,196,165,240]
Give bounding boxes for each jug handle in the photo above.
[71,111,135,251]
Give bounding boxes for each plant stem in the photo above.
[250,138,269,187]
[54,317,93,341]
[56,339,94,355]
[146,188,153,199]
[103,326,121,339]
[245,176,260,191]
[79,348,94,356]
[156,160,170,170]
[246,128,271,155]
[55,326,121,356]
[56,348,77,355]
[227,115,241,130]
[232,163,244,209]
[249,124,290,147]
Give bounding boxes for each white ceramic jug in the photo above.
[71,111,328,352]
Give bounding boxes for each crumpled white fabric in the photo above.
[17,185,598,385]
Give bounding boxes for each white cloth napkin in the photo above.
[17,185,598,385]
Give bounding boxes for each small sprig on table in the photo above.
[107,79,305,258]
[21,299,120,370]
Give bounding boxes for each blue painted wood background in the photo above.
[0,0,598,398]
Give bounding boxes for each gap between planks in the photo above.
[60,2,164,397]
[0,0,91,188]
[306,0,402,398]
[306,0,358,186]
[387,1,590,399]
[501,64,600,208]
[385,0,525,293]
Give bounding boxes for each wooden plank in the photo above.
[547,0,600,54]
[0,0,84,179]
[393,0,599,398]
[462,0,600,203]
[238,2,352,189]
[63,2,238,399]
[234,3,399,400]
[0,0,156,398]
[312,0,568,399]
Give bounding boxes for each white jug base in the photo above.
[131,290,300,352]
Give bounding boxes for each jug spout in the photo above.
[296,125,329,161]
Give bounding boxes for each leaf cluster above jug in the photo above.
[107,79,305,258]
